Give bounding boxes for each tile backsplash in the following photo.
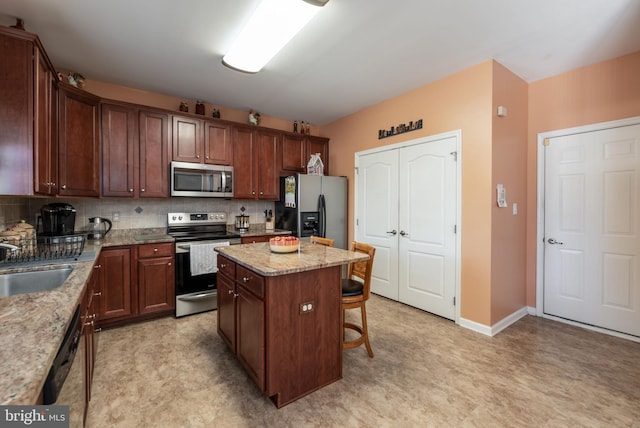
[1,197,274,233]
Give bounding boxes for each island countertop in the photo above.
[216,242,369,276]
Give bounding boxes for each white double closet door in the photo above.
[356,133,459,320]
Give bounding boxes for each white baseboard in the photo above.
[459,306,529,337]
[527,306,536,316]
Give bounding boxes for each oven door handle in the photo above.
[178,291,217,302]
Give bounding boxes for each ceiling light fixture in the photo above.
[223,0,328,73]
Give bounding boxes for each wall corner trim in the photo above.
[459,306,529,337]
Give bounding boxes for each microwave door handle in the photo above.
[221,171,226,193]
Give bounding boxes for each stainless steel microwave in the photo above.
[170,161,233,198]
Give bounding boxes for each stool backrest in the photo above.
[348,241,376,300]
[309,235,335,247]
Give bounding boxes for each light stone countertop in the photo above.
[0,226,295,405]
[217,241,369,276]
[0,228,176,405]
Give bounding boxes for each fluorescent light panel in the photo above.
[223,0,324,73]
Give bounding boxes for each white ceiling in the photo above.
[2,0,640,125]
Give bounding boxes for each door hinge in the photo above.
[453,225,457,234]
[356,218,359,226]
[355,166,359,175]
[453,296,456,306]
[450,151,458,161]
[543,138,550,147]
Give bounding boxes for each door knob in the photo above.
[399,230,409,237]
[547,238,564,245]
[386,230,397,235]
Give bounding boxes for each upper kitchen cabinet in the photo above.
[279,134,330,176]
[233,126,279,200]
[172,115,202,163]
[58,83,100,197]
[101,101,169,198]
[0,26,57,196]
[172,115,233,165]
[204,121,233,165]
[306,136,329,175]
[280,133,306,174]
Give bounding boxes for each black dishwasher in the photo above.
[43,305,82,404]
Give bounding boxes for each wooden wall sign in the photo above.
[378,119,423,139]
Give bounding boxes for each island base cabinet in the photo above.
[217,255,342,408]
[265,266,342,407]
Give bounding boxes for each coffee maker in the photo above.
[39,203,76,236]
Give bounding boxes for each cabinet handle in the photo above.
[243,276,250,282]
[61,184,67,189]
[93,291,102,296]
[141,188,145,192]
[220,263,227,268]
[252,191,256,195]
[153,248,158,252]
[88,314,96,320]
[129,188,134,192]
[259,191,264,195]
[167,262,172,267]
[95,327,102,333]
[93,264,101,269]
[206,156,209,160]
[234,293,239,298]
[51,182,56,188]
[228,289,234,295]
[196,155,200,159]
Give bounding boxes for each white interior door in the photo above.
[398,138,457,319]
[544,124,640,337]
[356,149,399,300]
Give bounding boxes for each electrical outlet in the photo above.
[113,212,120,222]
[299,301,314,314]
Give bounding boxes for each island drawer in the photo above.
[218,256,235,278]
[236,265,264,298]
[138,242,174,258]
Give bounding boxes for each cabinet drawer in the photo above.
[241,235,271,244]
[236,265,264,299]
[218,256,236,279]
[138,242,174,258]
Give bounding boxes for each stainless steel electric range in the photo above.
[167,212,241,317]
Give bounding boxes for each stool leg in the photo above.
[360,303,373,357]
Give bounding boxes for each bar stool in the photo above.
[309,235,335,247]
[342,241,376,357]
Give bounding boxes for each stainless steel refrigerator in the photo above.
[275,174,348,249]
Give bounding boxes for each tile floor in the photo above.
[86,295,640,427]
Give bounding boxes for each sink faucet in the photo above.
[0,243,19,251]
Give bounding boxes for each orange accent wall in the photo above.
[526,51,640,307]
[491,62,528,323]
[322,61,496,325]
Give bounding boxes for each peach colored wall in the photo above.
[526,51,640,307]
[322,61,495,325]
[82,78,308,134]
[490,62,528,323]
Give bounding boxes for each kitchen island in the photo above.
[215,241,369,408]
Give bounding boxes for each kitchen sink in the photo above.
[0,265,73,297]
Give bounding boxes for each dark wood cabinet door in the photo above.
[306,136,329,175]
[232,126,256,199]
[217,271,236,351]
[101,102,136,197]
[34,48,57,195]
[98,247,132,320]
[236,284,265,391]
[139,110,170,197]
[172,115,202,162]
[256,130,279,200]
[137,255,175,315]
[281,133,306,173]
[204,121,233,165]
[58,84,100,197]
[0,32,34,195]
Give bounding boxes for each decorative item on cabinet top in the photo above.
[248,109,261,126]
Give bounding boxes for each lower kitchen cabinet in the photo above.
[97,247,132,321]
[97,243,175,328]
[137,242,175,315]
[217,256,265,390]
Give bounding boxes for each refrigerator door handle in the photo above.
[318,194,326,237]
